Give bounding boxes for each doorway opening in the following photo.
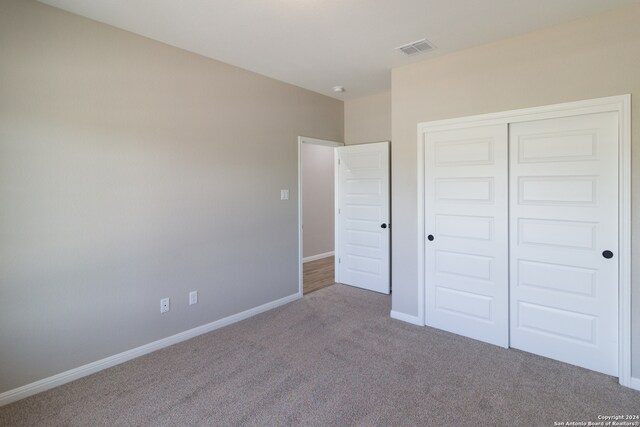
[297,137,343,295]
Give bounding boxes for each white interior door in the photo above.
[335,142,390,294]
[424,125,509,347]
[509,112,619,376]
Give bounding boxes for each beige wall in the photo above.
[0,0,343,394]
[391,5,640,377]
[344,91,391,145]
[301,143,335,258]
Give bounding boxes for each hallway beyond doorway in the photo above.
[303,256,334,294]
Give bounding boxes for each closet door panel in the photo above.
[424,125,509,348]
[509,112,619,376]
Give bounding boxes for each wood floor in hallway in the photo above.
[303,256,334,294]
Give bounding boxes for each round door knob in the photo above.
[427,235,434,241]
[381,223,387,229]
[602,250,614,259]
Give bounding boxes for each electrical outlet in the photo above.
[160,297,170,314]
[189,290,198,305]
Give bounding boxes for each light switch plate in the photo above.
[280,189,289,200]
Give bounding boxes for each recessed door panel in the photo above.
[518,176,596,205]
[436,251,493,281]
[518,130,597,163]
[346,230,381,248]
[509,112,618,376]
[517,302,597,344]
[436,178,494,203]
[346,178,382,195]
[518,218,597,249]
[435,138,494,165]
[517,260,596,297]
[425,125,509,347]
[435,214,493,241]
[435,287,493,321]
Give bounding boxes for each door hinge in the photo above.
[338,258,341,264]
[338,208,341,214]
[338,158,341,165]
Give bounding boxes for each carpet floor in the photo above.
[1,285,638,426]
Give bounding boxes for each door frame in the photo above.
[416,95,632,387]
[297,136,344,297]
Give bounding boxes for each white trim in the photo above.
[417,127,426,326]
[297,136,344,297]
[630,377,640,392]
[0,292,300,407]
[416,94,632,388]
[417,95,630,132]
[334,151,340,284]
[303,251,335,263]
[617,94,632,388]
[298,137,303,298]
[390,310,424,326]
[298,136,342,147]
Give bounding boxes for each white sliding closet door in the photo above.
[509,112,619,376]
[424,125,509,348]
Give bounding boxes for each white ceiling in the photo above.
[39,0,639,100]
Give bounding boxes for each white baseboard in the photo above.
[0,292,301,407]
[390,310,424,326]
[629,376,640,391]
[303,251,334,263]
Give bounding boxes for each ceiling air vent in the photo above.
[396,38,434,56]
